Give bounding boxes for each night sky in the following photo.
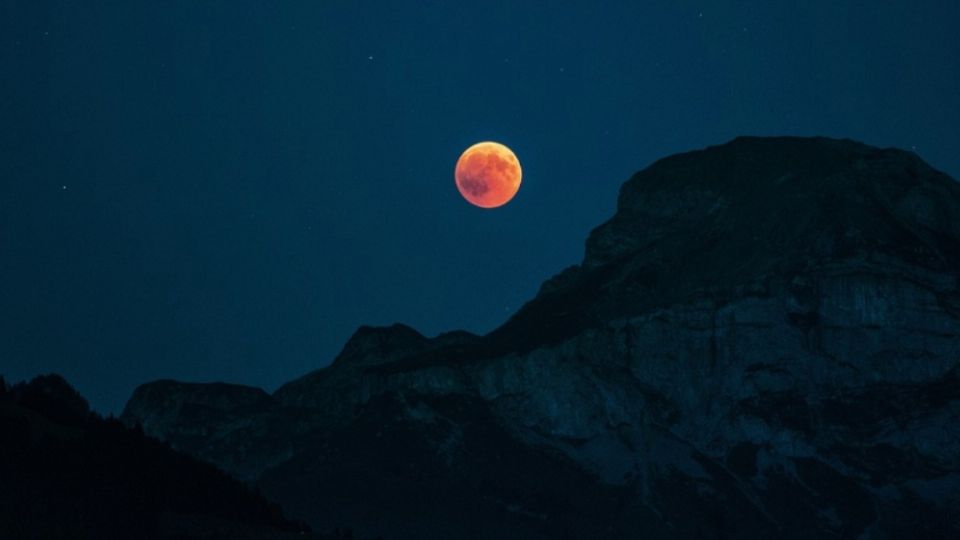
[3,1,958,413]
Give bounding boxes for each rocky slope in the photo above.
[123,137,960,539]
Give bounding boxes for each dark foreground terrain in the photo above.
[0,374,346,539]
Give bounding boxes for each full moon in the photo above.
[455,141,522,208]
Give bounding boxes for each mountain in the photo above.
[122,137,960,539]
[0,374,349,539]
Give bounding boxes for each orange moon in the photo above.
[454,141,522,208]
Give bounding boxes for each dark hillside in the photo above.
[0,374,333,540]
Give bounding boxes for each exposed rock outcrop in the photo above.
[123,137,960,539]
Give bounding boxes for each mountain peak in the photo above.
[585,135,958,270]
[332,323,427,367]
[121,379,275,438]
[9,373,91,425]
[489,137,960,354]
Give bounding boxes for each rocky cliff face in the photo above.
[122,137,960,539]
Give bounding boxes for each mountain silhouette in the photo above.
[123,137,960,539]
[0,374,358,539]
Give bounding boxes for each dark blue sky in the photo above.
[2,1,958,413]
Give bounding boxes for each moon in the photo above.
[455,141,522,208]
